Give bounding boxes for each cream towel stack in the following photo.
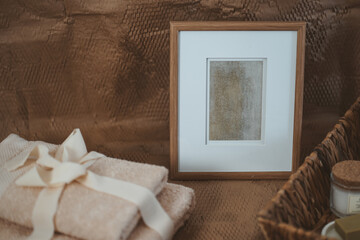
[0,133,195,240]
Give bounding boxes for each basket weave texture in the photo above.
[258,97,360,240]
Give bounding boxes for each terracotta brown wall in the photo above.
[0,0,359,168]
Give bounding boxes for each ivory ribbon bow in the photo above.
[6,129,174,240]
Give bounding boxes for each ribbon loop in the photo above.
[38,162,87,187]
[54,129,88,163]
[35,146,60,169]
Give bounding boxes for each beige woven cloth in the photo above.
[0,134,195,240]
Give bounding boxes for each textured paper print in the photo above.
[209,60,263,141]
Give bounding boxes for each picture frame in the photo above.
[170,21,306,180]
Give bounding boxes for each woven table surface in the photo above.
[172,180,285,240]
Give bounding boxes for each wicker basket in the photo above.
[258,97,360,240]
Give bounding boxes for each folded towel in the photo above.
[128,183,195,240]
[0,133,169,240]
[0,183,195,240]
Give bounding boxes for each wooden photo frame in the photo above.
[170,21,306,180]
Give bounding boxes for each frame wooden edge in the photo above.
[169,21,306,180]
[171,171,292,180]
[169,22,179,179]
[169,21,307,31]
[291,22,306,173]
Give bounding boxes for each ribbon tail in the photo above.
[77,171,174,240]
[27,186,64,240]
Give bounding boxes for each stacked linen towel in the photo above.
[0,130,195,240]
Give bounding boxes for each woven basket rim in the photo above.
[257,96,360,240]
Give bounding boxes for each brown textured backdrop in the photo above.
[0,0,359,239]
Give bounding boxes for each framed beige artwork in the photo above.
[170,21,306,180]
